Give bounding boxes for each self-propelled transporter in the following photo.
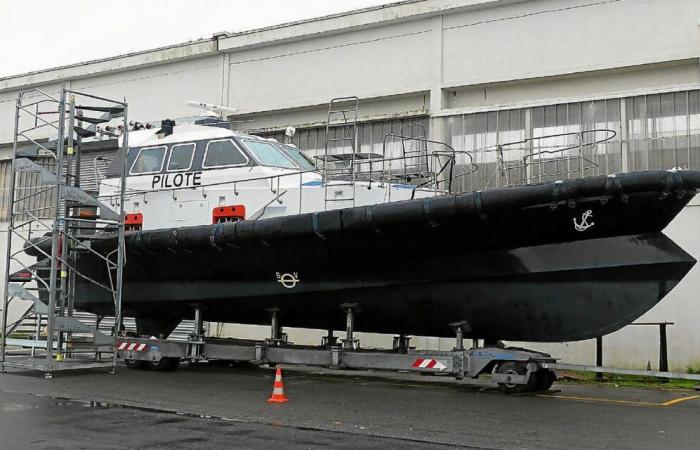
[25,119,700,342]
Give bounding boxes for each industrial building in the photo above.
[1,0,700,370]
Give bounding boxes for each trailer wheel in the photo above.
[534,369,557,391]
[124,359,146,370]
[148,358,180,371]
[496,362,536,394]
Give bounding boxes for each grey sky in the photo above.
[0,0,395,78]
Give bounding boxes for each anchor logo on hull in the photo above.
[573,209,595,232]
[276,272,300,289]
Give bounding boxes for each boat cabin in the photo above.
[97,120,439,231]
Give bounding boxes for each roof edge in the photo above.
[218,0,513,52]
[0,38,218,93]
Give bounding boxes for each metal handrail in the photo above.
[489,129,617,187]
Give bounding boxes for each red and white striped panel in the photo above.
[411,358,447,371]
[116,341,148,352]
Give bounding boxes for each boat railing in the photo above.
[486,129,617,188]
[316,134,478,193]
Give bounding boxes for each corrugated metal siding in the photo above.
[72,149,115,195]
[257,116,430,159]
[0,148,117,222]
[445,89,700,192]
[0,156,57,222]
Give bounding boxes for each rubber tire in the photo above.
[124,359,146,370]
[534,369,557,391]
[148,358,180,371]
[497,362,537,394]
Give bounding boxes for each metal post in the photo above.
[596,336,603,382]
[265,307,284,345]
[190,305,203,363]
[95,315,102,361]
[111,98,128,373]
[1,93,23,366]
[659,323,668,373]
[270,310,279,340]
[449,321,468,380]
[524,108,533,184]
[455,327,464,351]
[579,132,585,178]
[57,94,76,359]
[345,309,353,341]
[322,328,337,348]
[393,334,411,353]
[341,303,359,350]
[31,315,42,358]
[45,87,68,373]
[75,108,83,188]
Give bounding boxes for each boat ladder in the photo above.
[322,96,359,210]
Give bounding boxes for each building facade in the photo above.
[1,0,700,369]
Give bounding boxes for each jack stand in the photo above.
[393,334,411,353]
[450,321,470,380]
[340,303,360,350]
[322,329,338,348]
[265,308,286,346]
[188,305,205,363]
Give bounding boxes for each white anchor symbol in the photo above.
[573,210,595,232]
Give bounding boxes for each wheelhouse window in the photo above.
[242,139,297,169]
[279,144,316,170]
[130,146,166,174]
[167,143,195,171]
[203,139,248,168]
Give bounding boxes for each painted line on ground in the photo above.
[660,394,700,406]
[537,393,700,407]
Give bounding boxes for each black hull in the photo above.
[45,170,700,341]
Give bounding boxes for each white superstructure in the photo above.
[98,122,438,230]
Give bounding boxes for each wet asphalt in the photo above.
[1,363,699,449]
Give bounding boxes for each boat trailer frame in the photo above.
[116,306,558,393]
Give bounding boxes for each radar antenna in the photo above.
[185,100,238,119]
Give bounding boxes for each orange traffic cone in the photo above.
[267,367,289,403]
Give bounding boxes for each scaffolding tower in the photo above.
[1,86,128,378]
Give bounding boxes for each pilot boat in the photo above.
[24,117,700,342]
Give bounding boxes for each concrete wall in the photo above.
[1,0,700,369]
[441,0,700,88]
